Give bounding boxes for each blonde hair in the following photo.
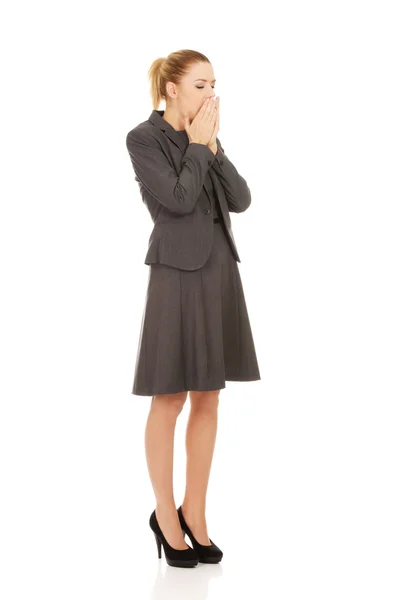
[148,49,210,109]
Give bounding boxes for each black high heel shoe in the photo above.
[149,509,199,568]
[177,506,223,564]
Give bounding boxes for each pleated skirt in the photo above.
[131,220,261,396]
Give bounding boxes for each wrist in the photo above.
[208,141,218,155]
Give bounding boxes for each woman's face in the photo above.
[166,61,217,122]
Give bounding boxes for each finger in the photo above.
[197,98,210,120]
[212,101,218,122]
[202,100,211,123]
[212,117,218,140]
[213,97,219,118]
[211,110,219,142]
[207,98,217,122]
[203,97,212,112]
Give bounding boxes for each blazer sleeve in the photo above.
[211,137,252,213]
[126,130,217,216]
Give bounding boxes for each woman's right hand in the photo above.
[183,97,218,145]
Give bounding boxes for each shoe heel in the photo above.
[154,532,162,559]
[149,509,199,568]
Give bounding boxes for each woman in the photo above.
[126,50,261,568]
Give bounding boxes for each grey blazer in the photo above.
[126,109,251,271]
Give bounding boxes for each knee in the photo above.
[189,390,220,412]
[153,392,188,417]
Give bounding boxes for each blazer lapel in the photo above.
[148,109,188,154]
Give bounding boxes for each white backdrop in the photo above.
[1,0,399,598]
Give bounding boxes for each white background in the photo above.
[1,0,399,598]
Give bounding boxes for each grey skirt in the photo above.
[131,220,261,396]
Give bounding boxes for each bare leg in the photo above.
[145,391,189,550]
[181,390,220,545]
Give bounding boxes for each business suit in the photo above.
[126,109,261,396]
[126,109,251,270]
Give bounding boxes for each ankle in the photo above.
[156,502,179,517]
[181,503,207,523]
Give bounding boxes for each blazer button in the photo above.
[208,160,212,165]
[205,208,211,215]
[220,160,224,165]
